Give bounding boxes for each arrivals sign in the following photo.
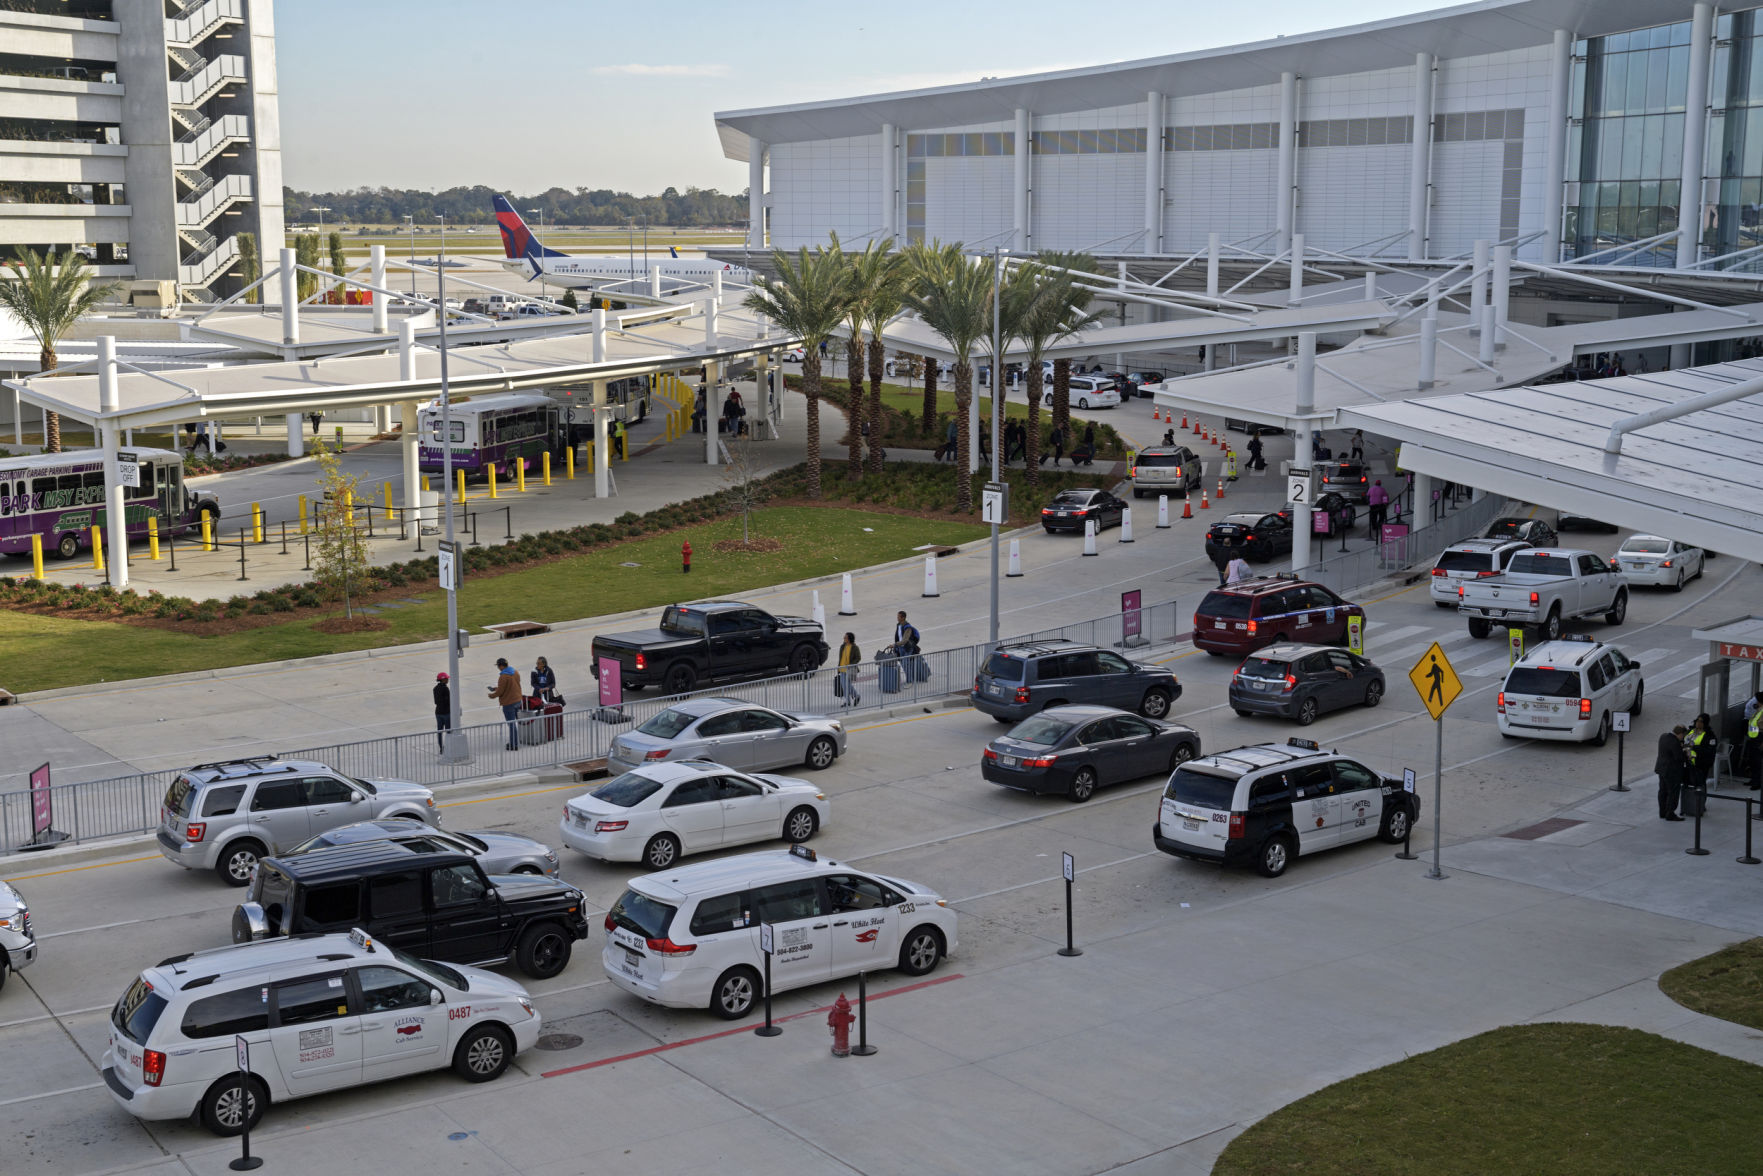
[1121,589,1142,641]
[29,762,50,838]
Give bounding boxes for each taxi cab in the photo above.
[1191,575,1366,657]
[102,929,539,1136]
[602,844,957,1019]
[1152,739,1418,877]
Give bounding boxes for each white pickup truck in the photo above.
[1455,547,1628,641]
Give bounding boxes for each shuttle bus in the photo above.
[0,447,220,561]
[418,392,567,480]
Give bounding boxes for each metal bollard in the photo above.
[298,494,309,535]
[237,528,248,581]
[30,532,43,580]
[851,971,877,1056]
[252,503,264,544]
[279,520,289,555]
[148,515,161,561]
[167,529,177,572]
[1742,796,1760,866]
[504,506,513,540]
[302,531,311,571]
[383,480,395,521]
[566,446,575,480]
[516,460,527,494]
[542,451,552,486]
[488,464,499,500]
[91,524,104,572]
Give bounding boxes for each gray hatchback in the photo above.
[970,640,1182,723]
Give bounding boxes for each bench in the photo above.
[484,620,551,640]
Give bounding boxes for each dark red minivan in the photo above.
[1191,575,1366,657]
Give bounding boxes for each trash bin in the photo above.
[417,489,441,536]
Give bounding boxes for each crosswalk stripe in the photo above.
[1463,653,1516,677]
[1629,648,1678,669]
[1651,658,1708,691]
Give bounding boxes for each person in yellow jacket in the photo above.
[836,633,862,708]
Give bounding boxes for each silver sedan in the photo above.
[284,818,560,876]
[608,698,846,775]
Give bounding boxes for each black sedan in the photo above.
[1485,516,1558,547]
[1206,512,1293,562]
[1041,488,1126,534]
[1229,643,1385,725]
[1278,492,1358,539]
[982,705,1201,802]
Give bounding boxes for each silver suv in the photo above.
[156,756,440,886]
[1130,444,1202,499]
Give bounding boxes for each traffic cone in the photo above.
[1151,405,1160,422]
[1193,419,1201,435]
[1200,492,1210,509]
[1217,478,1225,499]
[1180,414,1188,428]
[1182,497,1193,519]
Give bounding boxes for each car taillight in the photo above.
[1042,508,1053,515]
[595,820,628,833]
[1431,567,1445,577]
[1497,692,1506,713]
[1022,755,1058,768]
[185,822,206,843]
[1580,698,1592,718]
[1128,467,1137,477]
[1476,570,1498,577]
[1458,585,1465,597]
[1661,559,1673,567]
[646,937,696,955]
[604,913,616,932]
[983,748,999,761]
[1246,620,1258,635]
[142,1049,167,1087]
[1283,674,1297,692]
[1360,476,1367,483]
[1014,686,1030,703]
[634,652,647,671]
[643,749,670,761]
[1228,812,1245,840]
[1529,592,1539,605]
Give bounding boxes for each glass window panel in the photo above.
[1096,129,1117,152]
[1077,130,1098,153]
[1651,24,1671,51]
[1636,203,1660,239]
[1661,179,1681,209]
[983,132,1001,156]
[1640,115,1665,177]
[1646,51,1669,113]
[964,133,983,156]
[922,135,943,157]
[1662,113,1684,177]
[1749,59,1763,108]
[1571,58,1587,119]
[1639,180,1661,209]
[1747,112,1763,177]
[1598,119,1623,173]
[1671,47,1691,114]
[1600,55,1627,117]
[1627,54,1650,114]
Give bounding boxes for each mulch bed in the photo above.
[712,536,784,553]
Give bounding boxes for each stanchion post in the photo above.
[851,971,877,1056]
[754,923,782,1037]
[1609,712,1630,791]
[1057,851,1082,957]
[279,520,288,555]
[1395,767,1419,859]
[469,509,480,547]
[229,1036,262,1171]
[237,529,248,581]
[1741,797,1760,866]
[302,531,311,571]
[504,506,512,540]
[1687,784,1710,856]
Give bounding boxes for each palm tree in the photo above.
[862,247,909,474]
[744,244,850,498]
[1038,251,1102,438]
[1005,261,1109,483]
[903,241,960,435]
[0,248,121,452]
[831,235,893,480]
[905,243,992,514]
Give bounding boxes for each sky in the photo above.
[276,0,1464,197]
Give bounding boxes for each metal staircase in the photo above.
[165,0,244,48]
[161,0,254,295]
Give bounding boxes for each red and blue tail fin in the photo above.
[493,196,567,267]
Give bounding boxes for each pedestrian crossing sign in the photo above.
[1408,642,1463,720]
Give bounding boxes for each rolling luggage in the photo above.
[520,696,559,745]
[911,654,932,683]
[879,655,902,693]
[1681,783,1706,818]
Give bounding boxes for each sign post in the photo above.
[1610,711,1631,792]
[1394,768,1419,860]
[229,1035,262,1170]
[436,538,458,592]
[1120,589,1144,648]
[1057,852,1082,957]
[594,654,628,724]
[1407,642,1464,880]
[1347,615,1364,657]
[754,923,782,1037]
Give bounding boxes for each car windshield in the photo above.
[609,889,676,939]
[591,773,665,808]
[1436,550,1496,573]
[983,653,1025,681]
[348,776,378,796]
[637,708,696,739]
[1622,538,1670,554]
[1197,591,1253,619]
[1050,491,1091,506]
[387,943,467,990]
[1135,453,1184,466]
[1506,553,1566,575]
[1239,657,1290,678]
[163,776,195,818]
[1164,768,1237,809]
[111,976,168,1046]
[1505,667,1581,697]
[1007,716,1072,746]
[1485,520,1526,538]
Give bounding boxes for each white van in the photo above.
[1497,637,1644,745]
[602,844,957,1019]
[102,929,539,1136]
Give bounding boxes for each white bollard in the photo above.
[1119,507,1134,543]
[1157,494,1171,528]
[1007,538,1022,577]
[922,554,939,597]
[812,589,825,630]
[1083,519,1098,557]
[838,572,857,615]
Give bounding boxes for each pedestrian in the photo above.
[1367,478,1390,533]
[1163,428,1176,446]
[836,632,862,708]
[530,656,558,704]
[978,422,990,462]
[893,610,920,654]
[308,411,322,437]
[1747,702,1763,790]
[433,672,452,755]
[1247,430,1265,471]
[1657,724,1688,820]
[1210,544,1230,587]
[1350,429,1365,461]
[692,387,706,433]
[488,658,523,751]
[1683,713,1716,811]
[1225,554,1252,584]
[611,418,626,459]
[938,417,957,462]
[1042,424,1066,466]
[1082,423,1096,452]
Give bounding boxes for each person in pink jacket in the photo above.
[1367,479,1391,533]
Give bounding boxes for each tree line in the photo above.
[283,185,748,227]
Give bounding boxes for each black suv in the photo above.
[970,639,1182,723]
[232,842,589,979]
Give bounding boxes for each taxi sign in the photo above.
[1408,643,1463,720]
[788,843,817,862]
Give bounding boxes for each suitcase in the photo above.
[1681,783,1706,818]
[879,658,902,693]
[911,655,932,683]
[519,697,555,746]
[541,702,564,742]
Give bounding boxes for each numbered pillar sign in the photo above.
[1347,615,1364,656]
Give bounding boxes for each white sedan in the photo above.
[560,761,829,870]
[1614,534,1704,591]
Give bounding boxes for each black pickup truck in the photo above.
[590,601,829,695]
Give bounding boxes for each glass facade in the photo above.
[1710,10,1763,260]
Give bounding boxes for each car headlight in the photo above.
[829,721,843,732]
[517,998,535,1017]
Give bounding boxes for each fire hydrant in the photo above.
[681,540,692,574]
[827,993,856,1057]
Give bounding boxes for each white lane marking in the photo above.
[1369,625,1430,647]
[1463,654,1516,677]
[1629,648,1679,668]
[953,852,1156,905]
[1651,658,1710,692]
[0,1082,103,1108]
[40,918,150,940]
[0,1002,112,1030]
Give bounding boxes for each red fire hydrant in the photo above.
[827,993,855,1057]
[681,540,692,574]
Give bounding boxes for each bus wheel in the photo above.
[56,533,79,560]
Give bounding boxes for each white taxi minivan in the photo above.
[102,930,539,1136]
[1497,636,1643,745]
[602,845,957,1019]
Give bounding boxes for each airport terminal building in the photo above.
[716,0,1761,273]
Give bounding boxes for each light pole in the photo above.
[988,247,1006,650]
[436,214,464,759]
[627,217,635,282]
[528,207,545,302]
[314,206,330,233]
[403,215,415,298]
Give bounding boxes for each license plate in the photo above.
[623,947,641,968]
[1214,621,1225,629]
[1488,608,1504,617]
[573,814,588,829]
[988,684,1003,696]
[999,755,1018,768]
[1182,819,1201,832]
[1251,680,1268,692]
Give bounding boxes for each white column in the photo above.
[1677,2,1715,269]
[370,244,388,332]
[1413,471,1434,522]
[1418,308,1438,389]
[1542,29,1573,262]
[1291,331,1316,574]
[704,361,719,466]
[1206,231,1220,298]
[650,266,662,298]
[880,122,897,239]
[593,381,611,497]
[1014,108,1031,252]
[399,402,420,517]
[748,136,766,250]
[703,298,718,349]
[1408,52,1435,262]
[1469,238,1489,335]
[98,335,126,588]
[1144,90,1163,255]
[591,307,606,363]
[278,247,298,345]
[1491,244,1512,349]
[1288,233,1305,305]
[284,412,303,458]
[1276,72,1298,251]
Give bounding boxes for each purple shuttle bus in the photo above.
[418,392,566,481]
[0,447,220,560]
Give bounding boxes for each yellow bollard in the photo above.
[201,511,214,552]
[342,488,353,524]
[422,474,431,492]
[30,532,43,580]
[383,480,394,521]
[91,524,104,572]
[148,514,160,561]
[516,459,526,493]
[586,440,594,471]
[542,451,552,486]
[456,467,466,502]
[298,494,309,534]
[488,463,499,499]
[566,445,575,480]
[251,503,264,544]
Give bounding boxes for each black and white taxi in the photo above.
[102,929,539,1136]
[1153,739,1419,878]
[603,844,958,1019]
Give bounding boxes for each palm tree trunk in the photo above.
[866,338,886,474]
[41,346,61,452]
[845,337,864,478]
[1052,358,1072,438]
[920,356,937,435]
[802,352,823,499]
[953,360,973,514]
[1025,351,1043,485]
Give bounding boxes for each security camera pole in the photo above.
[437,215,466,761]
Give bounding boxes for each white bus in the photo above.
[0,447,220,560]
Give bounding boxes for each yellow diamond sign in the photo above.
[1408,642,1463,720]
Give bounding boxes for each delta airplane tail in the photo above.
[494,195,568,266]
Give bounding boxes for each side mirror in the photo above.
[348,792,364,803]
[430,988,445,1006]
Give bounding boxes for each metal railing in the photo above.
[0,598,1185,854]
[1303,492,1508,596]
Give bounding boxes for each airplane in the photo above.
[492,196,751,291]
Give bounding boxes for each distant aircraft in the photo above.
[492,195,750,291]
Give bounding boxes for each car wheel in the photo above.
[643,833,681,870]
[1467,619,1491,640]
[789,644,821,675]
[198,1074,266,1137]
[784,805,818,843]
[1296,697,1320,726]
[1605,590,1628,626]
[1168,742,1198,773]
[1068,767,1098,803]
[215,839,265,887]
[1380,806,1411,844]
[1541,607,1563,642]
[55,532,80,560]
[1078,398,1090,409]
[1632,682,1644,717]
[1132,488,1144,499]
[452,1024,513,1082]
[1139,688,1172,719]
[1592,712,1611,747]
[710,966,760,1019]
[898,926,943,976]
[663,662,697,695]
[805,735,838,770]
[1255,834,1295,878]
[510,865,544,875]
[515,922,572,979]
[1364,680,1384,708]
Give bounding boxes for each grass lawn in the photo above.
[0,506,985,694]
[1659,938,1763,1030]
[1212,1023,1763,1176]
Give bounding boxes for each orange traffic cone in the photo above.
[1217,478,1225,499]
[1181,414,1189,428]
[1200,492,1210,509]
[1152,406,1162,422]
[1181,497,1193,519]
[1192,419,1201,435]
